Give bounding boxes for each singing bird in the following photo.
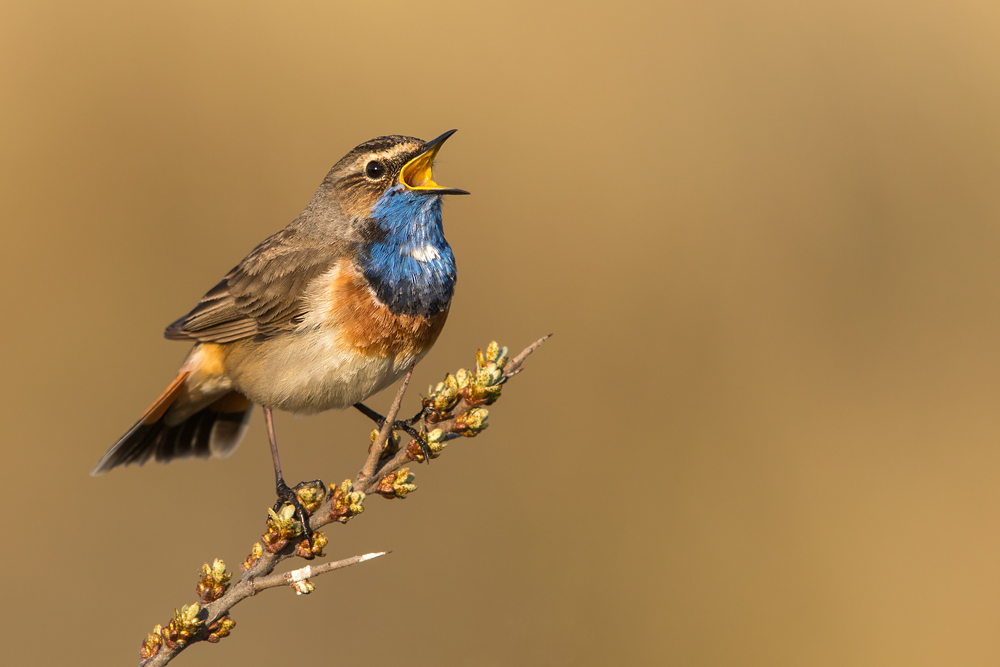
[93,131,468,533]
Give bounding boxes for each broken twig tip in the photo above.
[358,551,390,563]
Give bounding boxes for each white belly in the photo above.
[230,327,419,414]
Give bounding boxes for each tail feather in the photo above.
[93,376,253,475]
[140,371,190,425]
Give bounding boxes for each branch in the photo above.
[358,362,414,484]
[250,551,389,595]
[137,336,550,666]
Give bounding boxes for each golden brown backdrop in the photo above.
[2,1,1000,664]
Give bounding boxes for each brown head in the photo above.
[297,131,468,240]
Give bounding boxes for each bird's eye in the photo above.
[365,161,386,179]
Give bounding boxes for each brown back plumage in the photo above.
[164,228,340,344]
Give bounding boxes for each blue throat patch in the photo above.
[360,184,457,317]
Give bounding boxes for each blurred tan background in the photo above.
[2,0,1000,664]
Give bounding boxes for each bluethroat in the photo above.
[93,131,468,539]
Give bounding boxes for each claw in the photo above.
[404,405,427,426]
[395,420,432,464]
[355,402,432,464]
[273,480,315,548]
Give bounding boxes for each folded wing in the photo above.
[165,228,341,343]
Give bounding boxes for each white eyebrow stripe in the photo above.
[410,244,440,262]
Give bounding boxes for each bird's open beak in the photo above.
[400,129,470,195]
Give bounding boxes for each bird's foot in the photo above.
[396,421,434,462]
[272,479,316,547]
[402,405,428,426]
[354,403,433,462]
[385,418,434,462]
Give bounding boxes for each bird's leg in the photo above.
[263,407,314,546]
[353,402,433,461]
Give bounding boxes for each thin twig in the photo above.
[506,334,552,375]
[358,363,414,485]
[250,552,389,594]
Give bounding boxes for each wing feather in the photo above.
[164,228,341,344]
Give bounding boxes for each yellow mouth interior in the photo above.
[400,145,445,190]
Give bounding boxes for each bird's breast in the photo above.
[319,260,450,359]
[225,260,448,413]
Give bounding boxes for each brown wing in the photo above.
[164,228,339,344]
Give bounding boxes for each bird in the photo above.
[93,130,468,538]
